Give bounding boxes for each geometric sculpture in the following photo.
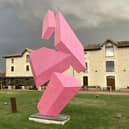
[41,10,56,40]
[55,12,86,72]
[29,10,86,124]
[38,72,81,117]
[29,47,71,87]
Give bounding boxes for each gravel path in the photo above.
[79,91,129,95]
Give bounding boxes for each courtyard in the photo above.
[0,90,129,129]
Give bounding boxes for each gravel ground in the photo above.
[80,91,129,95]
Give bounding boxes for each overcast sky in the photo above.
[1,0,129,71]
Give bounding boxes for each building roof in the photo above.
[117,41,129,48]
[3,48,33,58]
[84,39,129,51]
[3,39,129,57]
[84,44,102,51]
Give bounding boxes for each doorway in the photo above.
[83,76,88,86]
[106,76,115,91]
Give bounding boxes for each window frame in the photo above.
[85,62,88,73]
[26,65,30,71]
[105,44,114,57]
[11,66,14,72]
[106,61,115,72]
[26,55,29,63]
[11,58,14,64]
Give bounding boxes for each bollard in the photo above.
[10,97,17,113]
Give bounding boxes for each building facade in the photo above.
[4,40,129,90]
[4,48,33,87]
[66,39,129,90]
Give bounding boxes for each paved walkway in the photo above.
[79,91,129,95]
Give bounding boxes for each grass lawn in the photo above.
[0,90,129,129]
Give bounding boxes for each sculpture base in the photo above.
[29,113,70,125]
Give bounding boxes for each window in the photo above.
[26,55,29,63]
[26,65,29,71]
[106,61,114,72]
[105,44,114,57]
[84,51,87,58]
[11,58,14,64]
[85,62,88,72]
[83,76,88,86]
[11,66,14,72]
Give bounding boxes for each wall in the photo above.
[6,51,32,77]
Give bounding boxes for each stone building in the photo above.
[67,39,129,90]
[4,39,129,90]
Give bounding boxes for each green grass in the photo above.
[0,90,129,129]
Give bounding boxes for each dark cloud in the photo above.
[1,0,129,72]
[76,19,129,45]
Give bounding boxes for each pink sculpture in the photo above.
[41,10,56,40]
[55,12,85,72]
[29,10,86,120]
[38,72,80,116]
[29,47,71,87]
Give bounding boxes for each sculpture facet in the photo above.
[55,12,86,73]
[29,47,71,87]
[38,72,81,117]
[41,10,56,40]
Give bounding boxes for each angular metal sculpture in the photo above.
[29,10,86,124]
[38,72,80,116]
[41,10,56,40]
[29,47,71,87]
[55,12,85,72]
